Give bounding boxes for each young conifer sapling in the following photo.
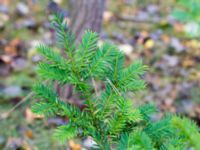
[32,14,200,150]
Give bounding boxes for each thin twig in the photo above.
[92,78,99,97]
[0,92,34,121]
[106,78,121,96]
[117,15,160,24]
[0,80,50,120]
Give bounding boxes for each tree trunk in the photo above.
[58,0,105,100]
[69,0,105,41]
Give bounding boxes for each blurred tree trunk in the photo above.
[58,0,105,100]
[69,0,105,41]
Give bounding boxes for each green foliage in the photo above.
[51,13,76,56]
[172,0,200,22]
[75,30,98,73]
[172,0,200,37]
[139,103,157,121]
[32,14,200,150]
[53,124,78,143]
[144,116,175,146]
[171,116,200,149]
[116,60,147,92]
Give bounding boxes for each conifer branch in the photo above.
[31,13,200,150]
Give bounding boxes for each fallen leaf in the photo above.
[182,57,195,68]
[144,39,154,49]
[0,0,11,6]
[69,140,81,150]
[25,108,43,123]
[53,0,63,4]
[0,55,12,64]
[103,11,113,22]
[189,70,200,80]
[161,35,170,44]
[25,130,33,139]
[16,2,29,16]
[173,22,184,33]
[4,38,22,57]
[118,44,133,56]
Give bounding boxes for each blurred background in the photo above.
[0,0,199,149]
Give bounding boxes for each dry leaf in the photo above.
[0,0,11,5]
[25,130,33,139]
[144,39,154,49]
[189,70,200,80]
[118,44,133,56]
[4,38,22,57]
[69,140,81,150]
[0,55,12,64]
[182,57,195,68]
[173,22,184,33]
[103,11,113,22]
[161,35,170,44]
[25,108,43,123]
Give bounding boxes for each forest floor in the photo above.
[0,0,199,149]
